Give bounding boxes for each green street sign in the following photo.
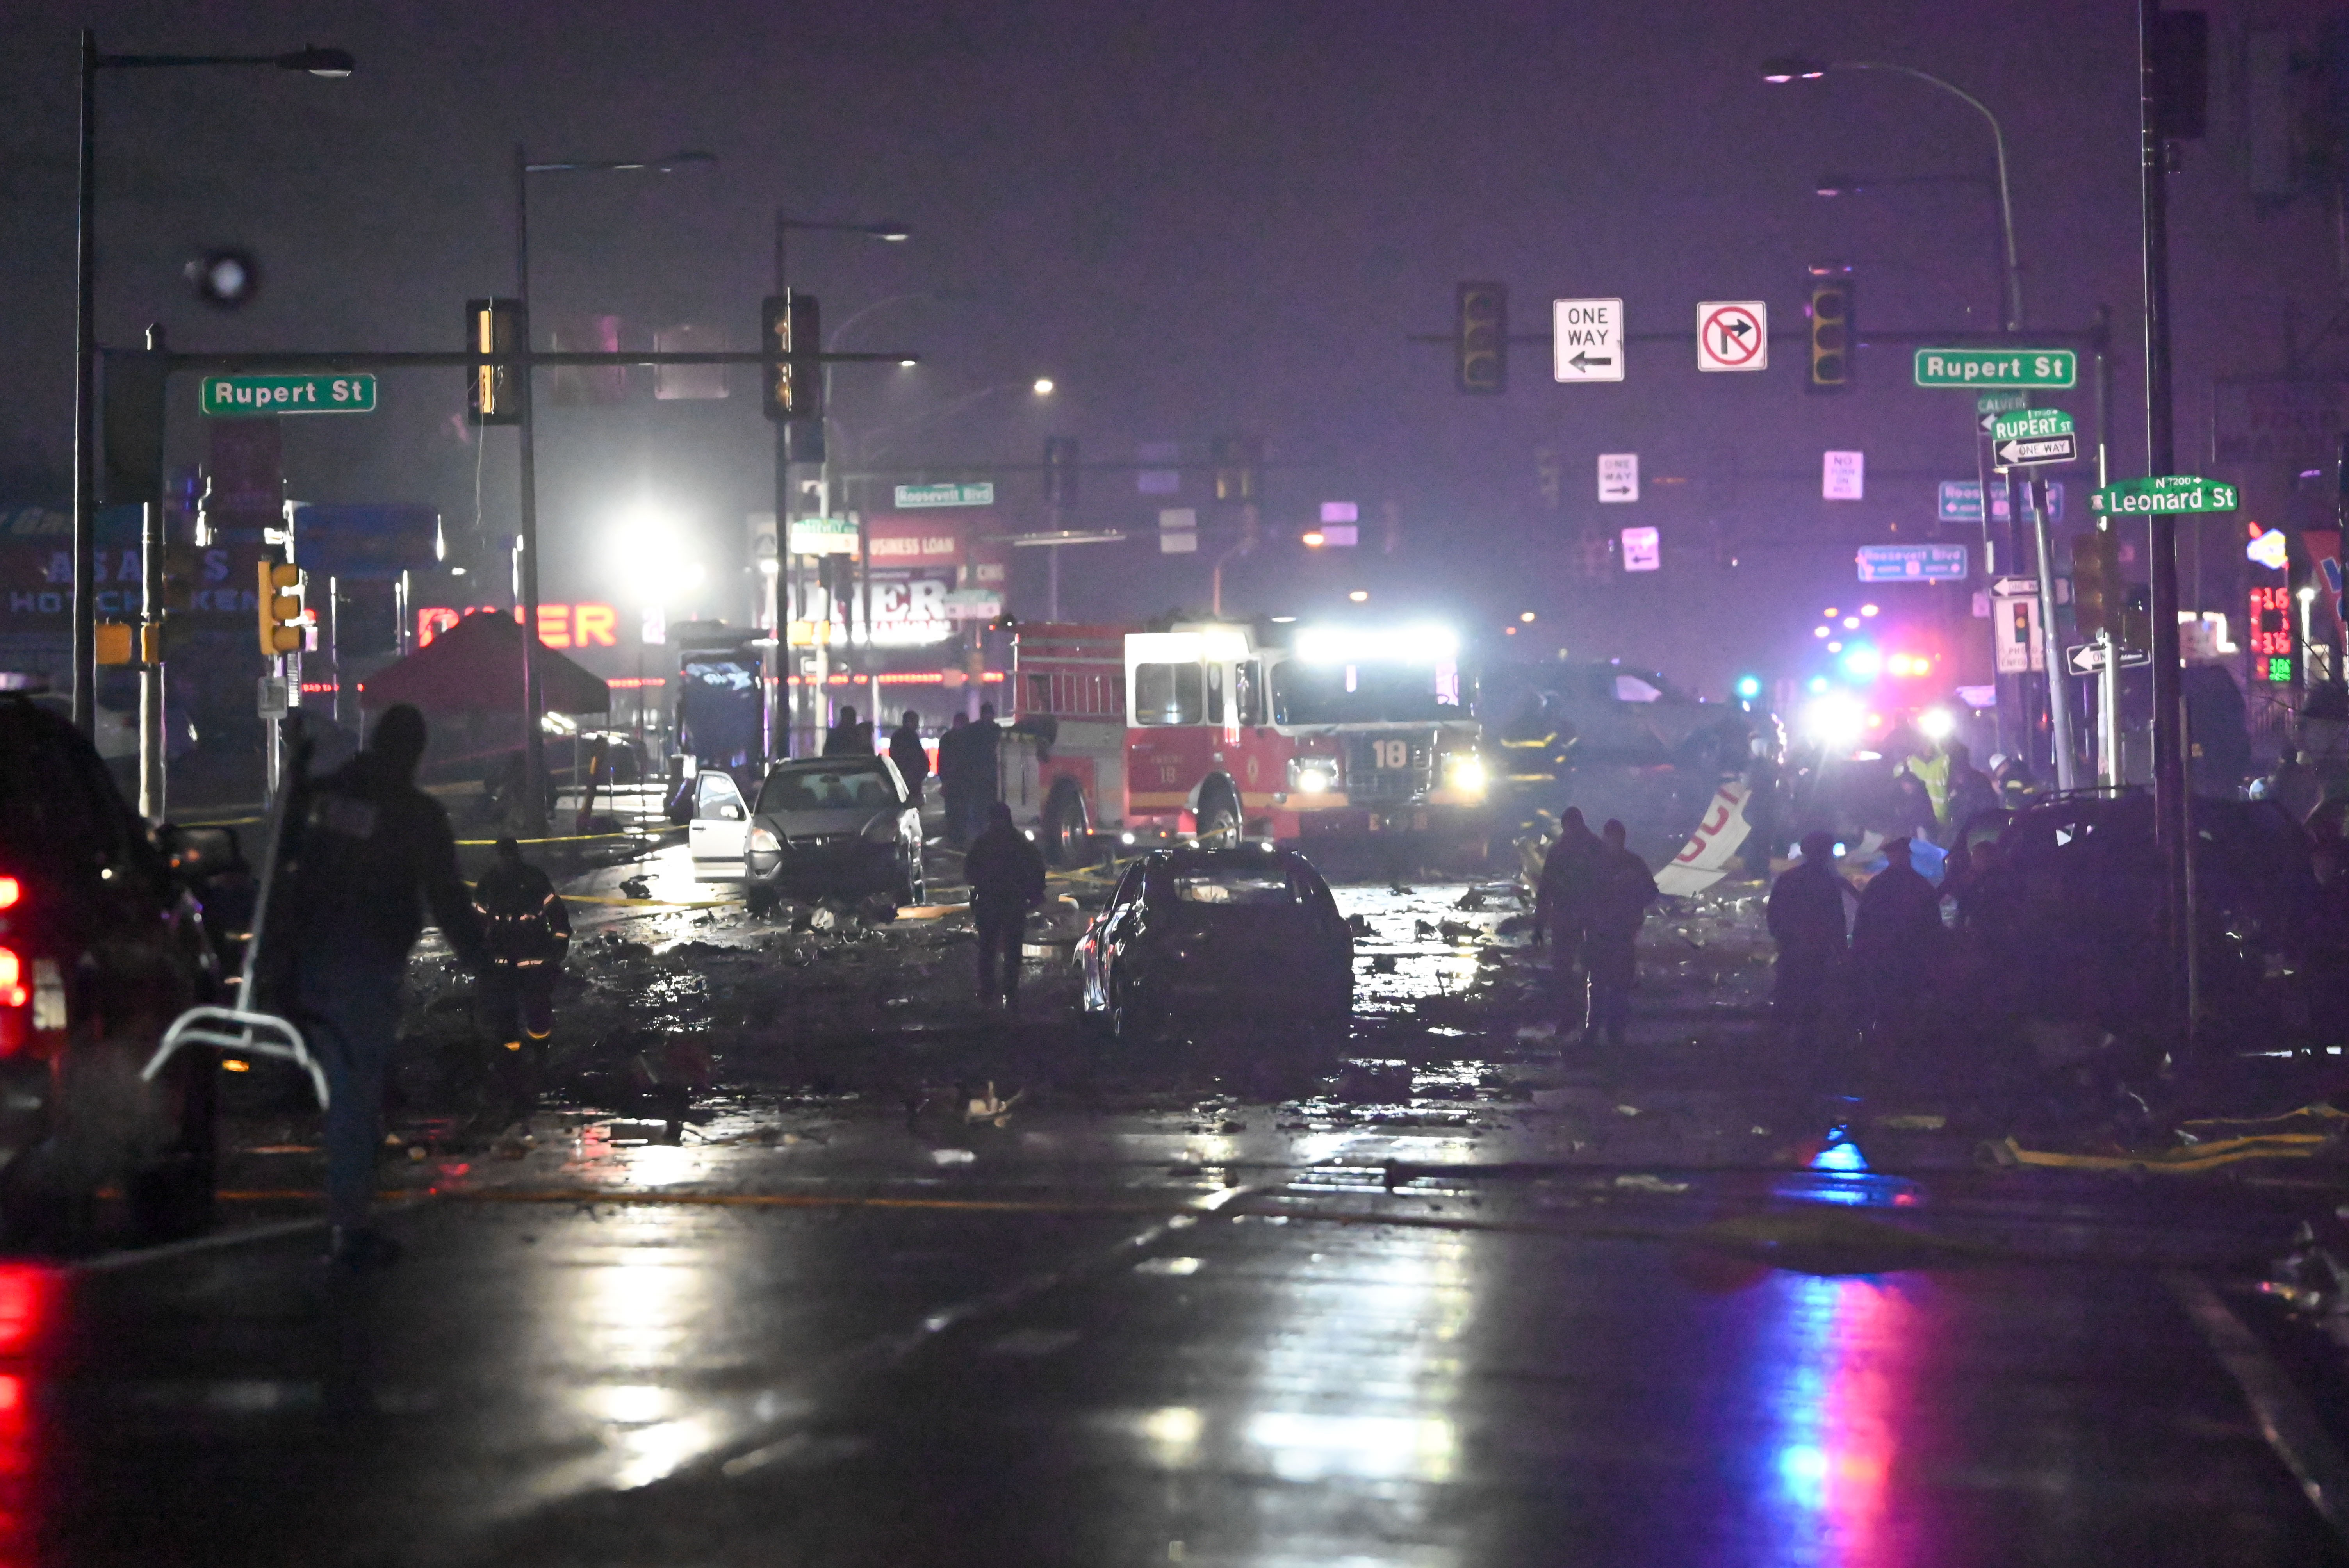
[1991,408,2072,443]
[2090,475,2240,515]
[893,481,994,509]
[200,373,377,417]
[788,517,857,555]
[1914,348,2077,388]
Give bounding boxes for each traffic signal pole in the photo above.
[2028,473,2077,791]
[2139,0,2196,1046]
[511,146,550,837]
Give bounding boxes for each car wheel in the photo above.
[745,884,779,918]
[1043,781,1089,868]
[1196,778,1242,847]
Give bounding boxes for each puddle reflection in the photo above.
[1758,1273,1919,1568]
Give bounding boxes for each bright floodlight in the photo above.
[610,504,702,602]
[1804,692,1865,748]
[1761,56,1827,84]
[1860,603,1880,617]
[1032,378,1055,396]
[1519,611,1536,623]
[1296,624,1456,665]
[1919,707,1957,740]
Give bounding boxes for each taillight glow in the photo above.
[0,878,17,911]
[0,951,21,1011]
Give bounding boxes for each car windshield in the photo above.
[1174,873,1296,905]
[1271,660,1462,724]
[758,764,898,813]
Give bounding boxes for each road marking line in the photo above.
[2168,1271,2349,1545]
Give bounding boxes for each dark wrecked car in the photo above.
[1973,791,2334,1052]
[739,755,927,914]
[1076,846,1352,1043]
[1482,661,1753,772]
[0,694,231,1247]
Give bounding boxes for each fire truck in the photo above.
[1003,619,1488,864]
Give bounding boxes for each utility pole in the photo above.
[512,144,548,837]
[2139,0,2194,1045]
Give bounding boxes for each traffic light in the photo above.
[1211,436,1263,503]
[761,295,822,422]
[256,561,304,657]
[1456,281,1506,395]
[2070,527,2119,638]
[465,299,524,426]
[1044,437,1080,508]
[1806,267,1853,393]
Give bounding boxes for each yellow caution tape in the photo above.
[1992,1132,2333,1173]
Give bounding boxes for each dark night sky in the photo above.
[5,0,2342,693]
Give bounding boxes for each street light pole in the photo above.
[1764,58,2023,331]
[70,33,354,739]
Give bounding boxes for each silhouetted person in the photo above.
[1943,741,1999,843]
[938,712,975,847]
[962,701,1004,843]
[472,836,572,1062]
[1580,818,1657,1047]
[1852,836,1941,1043]
[1767,830,1850,1048]
[282,704,486,1267]
[824,704,872,758]
[964,802,1046,1008]
[1533,808,1602,1030]
[889,709,931,807]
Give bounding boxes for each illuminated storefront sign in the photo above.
[416,602,620,649]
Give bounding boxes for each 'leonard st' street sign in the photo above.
[1991,407,2076,469]
[200,373,376,417]
[2089,476,2240,515]
[1914,348,2077,388]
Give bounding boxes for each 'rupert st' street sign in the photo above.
[200,374,377,416]
[1914,348,2077,389]
[2090,476,2240,515]
[1991,407,2077,469]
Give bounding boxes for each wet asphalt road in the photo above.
[12,856,2349,1565]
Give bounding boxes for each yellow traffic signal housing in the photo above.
[466,298,524,426]
[1806,269,1852,392]
[256,561,305,657]
[761,295,822,422]
[2071,527,2120,638]
[94,622,136,666]
[1456,281,1506,394]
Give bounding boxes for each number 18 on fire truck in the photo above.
[1002,620,1489,864]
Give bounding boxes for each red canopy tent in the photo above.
[357,609,609,715]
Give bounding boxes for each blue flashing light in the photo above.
[1840,642,1882,680]
[1735,674,1762,700]
[1806,675,1830,695]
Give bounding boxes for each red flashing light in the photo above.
[0,878,16,911]
[0,951,21,1011]
[0,1265,54,1355]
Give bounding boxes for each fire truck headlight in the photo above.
[1294,767,1333,795]
[1445,755,1486,796]
[1918,707,1957,741]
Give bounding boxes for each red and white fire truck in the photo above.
[1002,619,1488,864]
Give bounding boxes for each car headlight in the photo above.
[1445,755,1486,795]
[748,827,781,855]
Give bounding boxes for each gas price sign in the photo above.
[2248,584,2294,681]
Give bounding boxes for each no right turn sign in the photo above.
[1696,301,1767,372]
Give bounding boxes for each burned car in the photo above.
[1076,846,1352,1042]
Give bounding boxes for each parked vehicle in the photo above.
[0,695,229,1246]
[1075,845,1352,1042]
[740,755,926,912]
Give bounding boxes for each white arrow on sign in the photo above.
[2066,642,2153,675]
[1995,434,2076,468]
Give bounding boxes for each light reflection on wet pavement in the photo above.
[12,870,2349,1563]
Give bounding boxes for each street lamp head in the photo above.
[1815,173,1858,196]
[1760,56,1827,84]
[1032,378,1055,396]
[897,358,918,368]
[868,223,911,242]
[654,150,718,172]
[276,45,355,78]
